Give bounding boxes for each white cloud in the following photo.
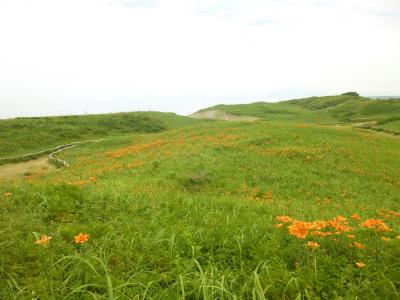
[0,0,399,117]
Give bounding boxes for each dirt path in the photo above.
[0,138,104,179]
[190,109,259,121]
[330,122,400,139]
[0,139,104,165]
[0,156,56,180]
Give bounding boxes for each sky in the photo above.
[0,0,399,118]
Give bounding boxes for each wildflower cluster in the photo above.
[274,212,399,269]
[34,233,89,246]
[262,146,325,162]
[276,215,353,240]
[276,214,393,239]
[106,140,165,158]
[361,219,391,232]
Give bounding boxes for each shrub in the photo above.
[341,92,359,97]
[179,171,212,191]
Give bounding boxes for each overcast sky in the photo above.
[0,0,399,118]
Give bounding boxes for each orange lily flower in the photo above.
[74,233,90,244]
[356,262,366,268]
[307,241,320,250]
[276,215,293,223]
[35,235,52,246]
[361,219,390,232]
[353,242,365,249]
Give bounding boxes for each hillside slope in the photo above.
[287,95,400,121]
[0,111,207,158]
[197,95,400,130]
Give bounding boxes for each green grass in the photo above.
[0,111,207,158]
[1,116,400,298]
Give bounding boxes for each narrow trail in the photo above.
[0,139,104,165]
[329,122,400,139]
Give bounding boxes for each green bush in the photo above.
[341,92,359,96]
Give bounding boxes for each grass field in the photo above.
[0,96,400,299]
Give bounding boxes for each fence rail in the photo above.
[0,139,103,166]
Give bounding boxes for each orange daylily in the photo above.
[333,216,347,223]
[35,235,52,246]
[388,211,400,217]
[106,140,165,158]
[353,242,365,249]
[329,218,352,234]
[347,234,355,239]
[288,222,313,239]
[307,241,320,250]
[356,262,366,268]
[312,220,330,230]
[312,231,332,237]
[361,219,390,232]
[276,215,293,223]
[74,233,90,244]
[378,209,400,218]
[381,237,390,242]
[351,213,361,221]
[274,223,284,228]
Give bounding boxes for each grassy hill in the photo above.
[199,94,400,131]
[0,111,207,158]
[287,95,400,122]
[0,97,400,298]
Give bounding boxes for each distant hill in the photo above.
[286,95,400,121]
[196,94,400,126]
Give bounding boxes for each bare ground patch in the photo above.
[0,157,56,180]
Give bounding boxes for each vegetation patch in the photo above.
[179,171,213,192]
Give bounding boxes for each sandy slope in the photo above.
[189,109,259,121]
[0,156,55,179]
